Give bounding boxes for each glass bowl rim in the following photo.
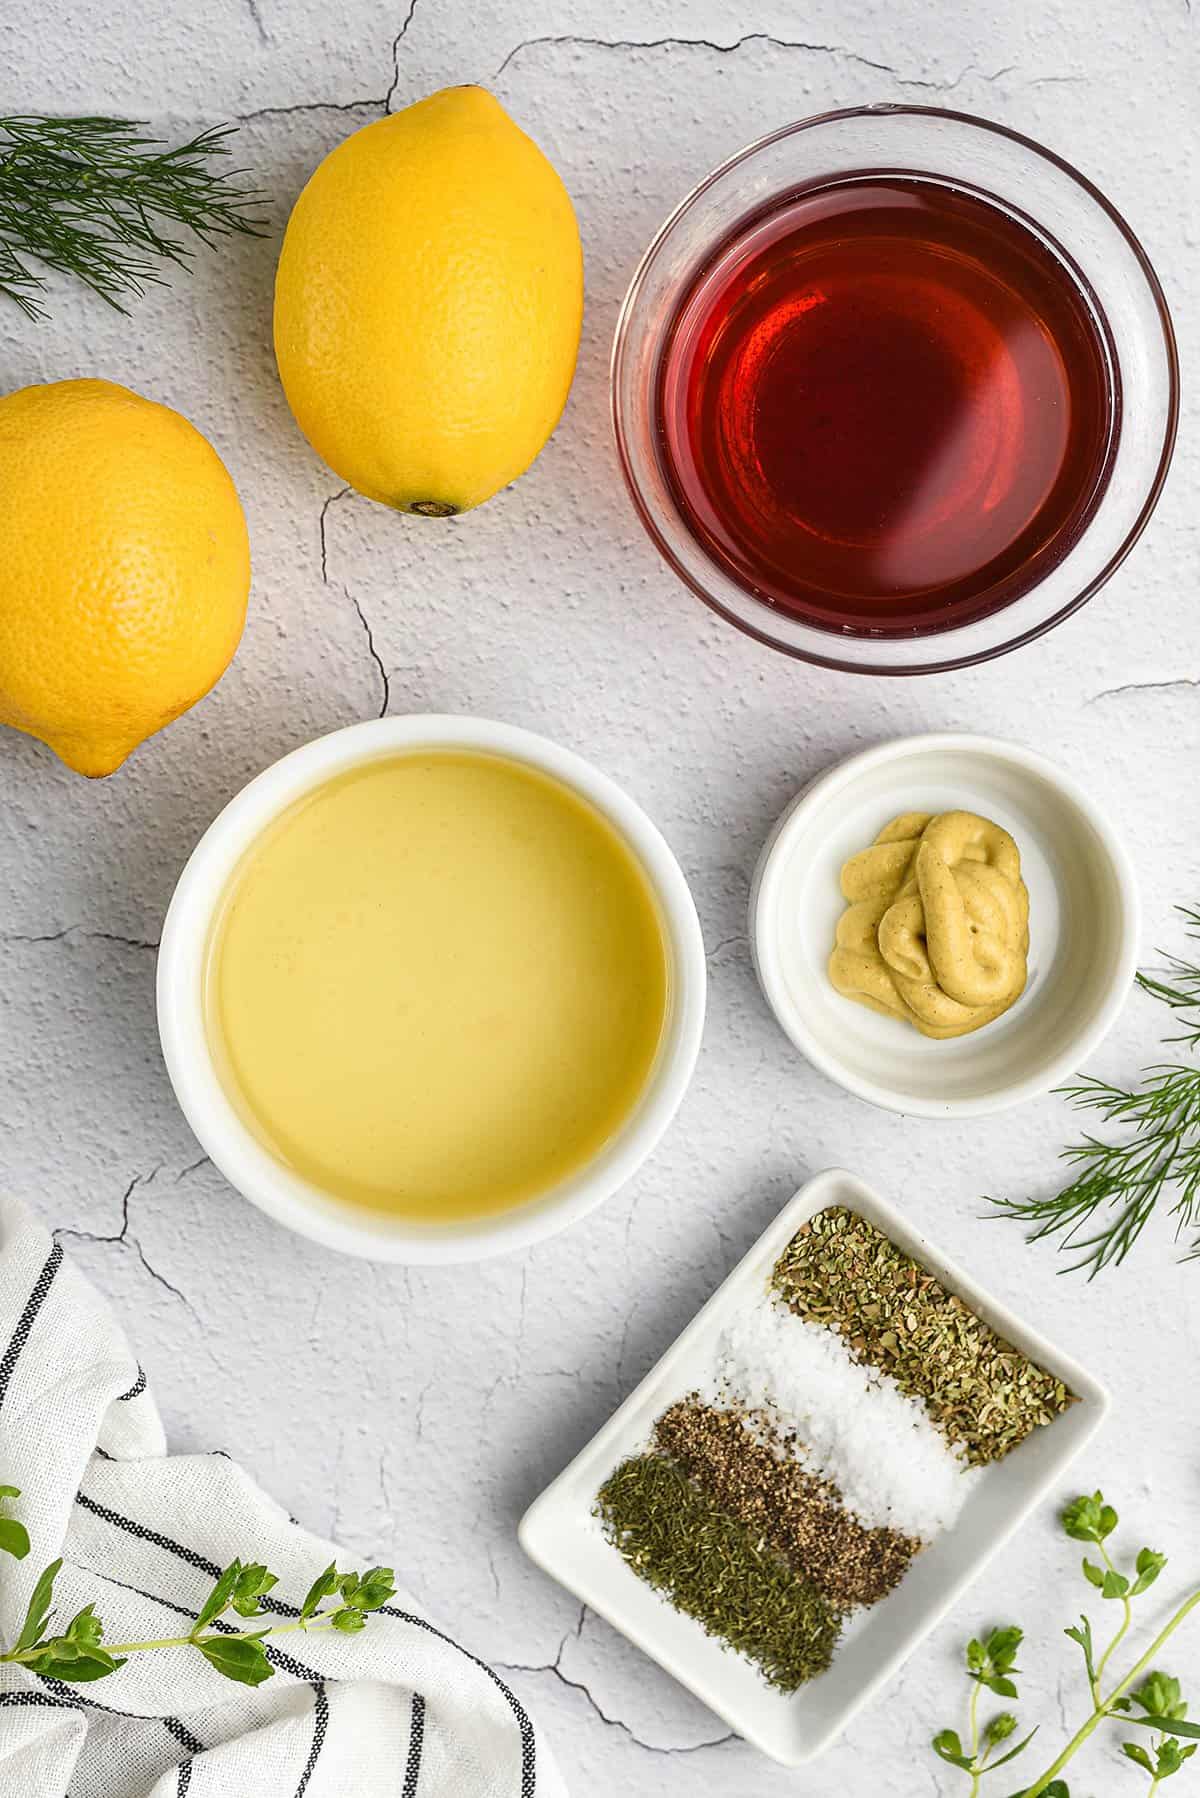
[610,102,1181,676]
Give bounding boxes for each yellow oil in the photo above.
[204,750,669,1222]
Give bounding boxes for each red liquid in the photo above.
[657,177,1118,636]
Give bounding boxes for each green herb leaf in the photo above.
[986,1727,1039,1771]
[26,1645,126,1682]
[986,1626,1024,1671]
[932,1728,973,1769]
[1136,1673,1186,1721]
[15,1558,62,1653]
[0,1517,30,1561]
[196,1632,274,1687]
[230,1563,278,1619]
[1132,1548,1168,1596]
[1102,1568,1131,1600]
[1139,1719,1200,1740]
[1123,1742,1156,1774]
[330,1607,366,1633]
[193,1562,242,1635]
[1082,1558,1106,1589]
[987,1712,1019,1744]
[300,1563,340,1622]
[1062,1493,1118,1543]
[1157,1738,1197,1777]
[0,1485,29,1561]
[62,1604,104,1650]
[1064,1616,1096,1685]
[337,1567,395,1613]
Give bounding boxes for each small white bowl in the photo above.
[157,716,706,1264]
[750,733,1140,1118]
[519,1168,1109,1765]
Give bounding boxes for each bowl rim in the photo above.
[611,103,1180,676]
[156,715,707,1264]
[748,731,1141,1116]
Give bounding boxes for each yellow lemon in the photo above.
[273,86,583,515]
[0,379,249,778]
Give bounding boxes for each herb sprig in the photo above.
[0,1484,392,1687]
[930,1491,1200,1796]
[0,115,265,320]
[989,906,1200,1276]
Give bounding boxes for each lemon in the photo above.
[273,86,583,515]
[0,379,249,778]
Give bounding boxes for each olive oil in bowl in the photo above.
[203,750,670,1224]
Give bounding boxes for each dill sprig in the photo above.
[0,115,266,320]
[1135,905,1200,1050]
[988,905,1200,1277]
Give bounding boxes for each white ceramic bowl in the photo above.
[520,1168,1108,1765]
[157,716,706,1263]
[750,733,1139,1117]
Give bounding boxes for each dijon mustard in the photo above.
[829,810,1029,1039]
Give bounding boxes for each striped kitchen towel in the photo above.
[0,1195,564,1798]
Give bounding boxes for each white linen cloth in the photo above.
[0,1196,564,1798]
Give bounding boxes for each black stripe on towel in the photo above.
[34,1671,198,1742]
[164,1716,204,1755]
[36,1673,146,1717]
[116,1367,147,1401]
[177,1759,193,1797]
[0,1690,76,1710]
[31,1675,203,1764]
[0,1241,62,1411]
[295,1681,328,1798]
[403,1692,426,1797]
[75,1491,222,1579]
[380,1606,536,1797]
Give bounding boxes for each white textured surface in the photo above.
[0,4,1197,1793]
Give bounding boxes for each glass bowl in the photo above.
[611,106,1179,675]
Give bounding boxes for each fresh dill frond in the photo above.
[0,115,266,320]
[988,905,1200,1277]
[1135,904,1200,1049]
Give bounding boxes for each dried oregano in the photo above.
[595,1453,840,1691]
[771,1208,1075,1466]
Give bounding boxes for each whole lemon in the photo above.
[273,86,583,515]
[0,379,249,778]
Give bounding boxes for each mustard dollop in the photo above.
[829,810,1030,1039]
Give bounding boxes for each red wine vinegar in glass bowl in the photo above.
[656,176,1117,636]
[613,109,1178,673]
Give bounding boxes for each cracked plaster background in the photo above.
[0,2,1197,1792]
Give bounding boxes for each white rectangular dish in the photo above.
[518,1168,1110,1765]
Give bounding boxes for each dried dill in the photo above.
[654,1399,920,1607]
[772,1208,1075,1466]
[595,1453,840,1691]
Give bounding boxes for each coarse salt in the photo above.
[712,1290,977,1541]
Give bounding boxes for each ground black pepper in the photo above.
[654,1398,921,1607]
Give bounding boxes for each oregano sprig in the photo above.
[930,1491,1200,1796]
[0,1485,393,1688]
